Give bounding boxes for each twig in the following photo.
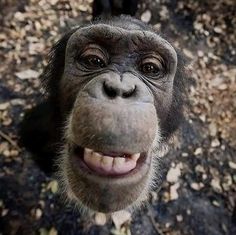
[0,130,21,151]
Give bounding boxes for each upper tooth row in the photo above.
[83,148,141,174]
[84,148,140,161]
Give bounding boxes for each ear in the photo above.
[41,28,78,98]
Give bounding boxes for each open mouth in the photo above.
[70,145,147,177]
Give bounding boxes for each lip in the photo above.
[68,144,150,179]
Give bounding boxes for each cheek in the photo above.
[153,86,173,120]
[59,73,87,112]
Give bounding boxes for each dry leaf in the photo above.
[111,210,131,230]
[15,69,40,80]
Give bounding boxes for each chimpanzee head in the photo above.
[42,16,188,213]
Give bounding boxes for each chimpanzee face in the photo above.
[40,17,186,213]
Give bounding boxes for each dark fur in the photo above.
[92,0,138,19]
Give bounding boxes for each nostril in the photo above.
[103,81,118,98]
[122,85,136,98]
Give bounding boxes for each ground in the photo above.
[0,0,236,234]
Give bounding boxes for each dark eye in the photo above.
[141,63,159,75]
[84,55,106,68]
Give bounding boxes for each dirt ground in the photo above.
[0,0,236,234]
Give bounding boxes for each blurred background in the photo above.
[0,0,235,234]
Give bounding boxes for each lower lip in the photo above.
[70,146,148,179]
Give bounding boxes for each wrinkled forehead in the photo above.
[67,24,177,61]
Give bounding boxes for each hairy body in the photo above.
[20,16,187,213]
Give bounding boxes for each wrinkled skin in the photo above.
[20,16,187,213]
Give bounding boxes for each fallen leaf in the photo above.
[15,69,40,80]
[0,102,9,110]
[170,182,180,200]
[141,10,151,23]
[94,212,107,226]
[229,161,236,169]
[47,180,58,193]
[111,210,131,230]
[49,227,57,235]
[166,164,181,183]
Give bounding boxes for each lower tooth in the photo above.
[90,152,102,166]
[84,152,91,163]
[85,148,93,155]
[131,153,140,161]
[84,150,140,174]
[102,156,113,165]
[114,157,125,166]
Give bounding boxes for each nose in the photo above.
[103,80,136,99]
[82,72,154,104]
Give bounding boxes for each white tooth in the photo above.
[93,152,102,158]
[114,157,125,167]
[90,152,102,166]
[84,150,92,162]
[131,153,140,161]
[85,148,93,155]
[101,156,113,171]
[84,148,93,162]
[102,156,113,165]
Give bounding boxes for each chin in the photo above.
[58,136,160,213]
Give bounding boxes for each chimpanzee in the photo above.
[20,5,188,213]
